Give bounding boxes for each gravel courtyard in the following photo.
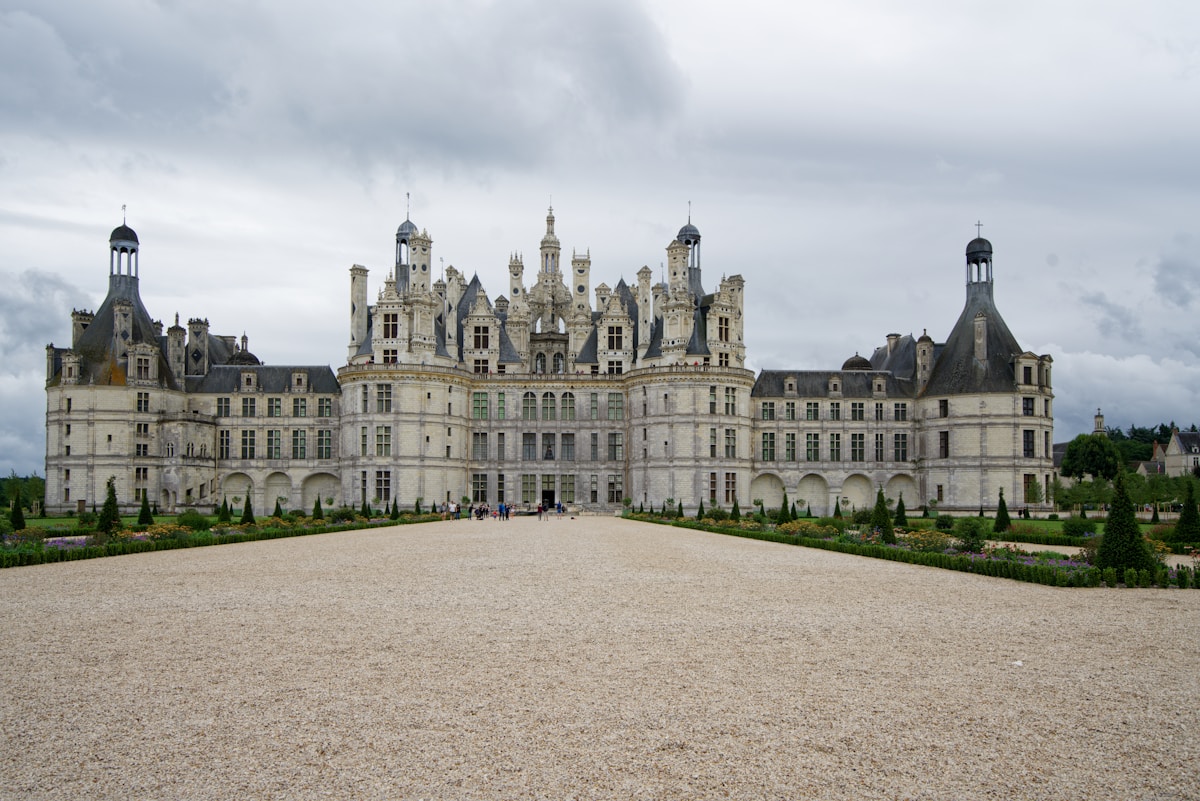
[2,515,1197,800]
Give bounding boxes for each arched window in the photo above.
[553,352,565,373]
[561,392,576,420]
[542,392,556,420]
[522,392,537,420]
[535,353,546,373]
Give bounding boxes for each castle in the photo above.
[44,208,1055,517]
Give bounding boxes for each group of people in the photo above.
[438,501,567,520]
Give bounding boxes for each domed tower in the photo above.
[395,215,420,291]
[966,234,993,287]
[539,205,561,276]
[109,220,139,279]
[677,214,704,298]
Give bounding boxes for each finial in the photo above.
[975,220,983,237]
[440,256,444,281]
[688,200,692,224]
[406,192,410,221]
[122,204,126,224]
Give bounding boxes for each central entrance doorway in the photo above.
[542,489,556,509]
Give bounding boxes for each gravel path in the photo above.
[2,516,1198,800]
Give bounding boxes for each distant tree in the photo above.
[955,517,989,553]
[833,498,842,518]
[993,488,1011,534]
[361,501,371,518]
[776,490,791,524]
[791,501,798,519]
[9,482,25,531]
[138,492,153,526]
[805,503,812,518]
[390,499,400,520]
[218,496,232,524]
[1023,476,1044,505]
[240,496,255,525]
[273,499,284,519]
[697,499,705,519]
[312,498,324,520]
[1174,481,1200,542]
[870,488,894,543]
[894,494,908,527]
[677,500,684,518]
[731,497,741,521]
[97,476,121,537]
[414,497,422,515]
[1061,433,1121,480]
[1096,471,1154,574]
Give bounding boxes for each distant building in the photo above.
[45,210,1054,516]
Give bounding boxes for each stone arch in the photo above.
[302,473,340,510]
[885,475,919,512]
[265,472,292,513]
[221,472,253,506]
[797,474,829,516]
[840,473,873,513]
[749,473,785,510]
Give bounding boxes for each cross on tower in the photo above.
[975,220,983,237]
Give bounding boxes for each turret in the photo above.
[571,249,591,317]
[167,314,186,381]
[539,206,561,276]
[349,265,368,360]
[187,318,210,376]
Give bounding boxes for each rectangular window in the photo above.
[267,397,282,417]
[875,432,886,461]
[497,474,506,504]
[135,422,149,437]
[590,433,599,461]
[135,356,151,380]
[472,432,488,460]
[473,326,489,349]
[938,399,949,418]
[894,433,908,461]
[785,401,796,421]
[266,429,282,459]
[761,432,775,461]
[497,432,506,460]
[137,392,151,413]
[217,397,230,417]
[590,393,599,420]
[543,433,556,460]
[939,431,950,458]
[607,432,624,461]
[561,433,575,461]
[291,429,306,459]
[543,474,556,501]
[317,429,332,459]
[375,470,392,503]
[376,384,392,413]
[1045,430,1050,456]
[709,386,718,414]
[1022,397,1035,416]
[607,474,624,503]
[561,475,575,503]
[937,484,944,502]
[521,474,537,503]
[376,425,391,457]
[383,349,398,364]
[724,387,736,415]
[135,443,149,457]
[608,393,624,420]
[472,473,488,503]
[785,432,796,461]
[894,402,908,421]
[360,426,368,456]
[806,433,819,461]
[522,433,537,461]
[851,402,864,421]
[710,428,718,458]
[473,358,488,374]
[829,402,841,421]
[383,313,398,339]
[361,385,369,413]
[241,397,255,417]
[607,360,623,375]
[724,472,737,504]
[522,392,537,420]
[709,472,718,503]
[497,392,506,420]
[850,433,865,462]
[829,432,841,461]
[293,398,307,418]
[542,393,556,420]
[318,398,332,417]
[806,402,819,421]
[607,326,623,350]
[724,428,737,458]
[718,316,730,342]
[1023,430,1035,458]
[561,393,576,420]
[472,392,489,419]
[240,430,256,459]
[761,401,776,421]
[1023,365,1033,384]
[219,430,230,459]
[875,402,885,421]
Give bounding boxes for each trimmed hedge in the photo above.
[0,515,441,569]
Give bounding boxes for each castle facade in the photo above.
[44,208,1055,516]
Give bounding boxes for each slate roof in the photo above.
[921,282,1024,396]
[186,365,340,394]
[751,369,916,398]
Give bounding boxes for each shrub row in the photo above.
[662,519,1197,589]
[0,515,441,569]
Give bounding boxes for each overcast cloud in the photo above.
[2,0,1199,473]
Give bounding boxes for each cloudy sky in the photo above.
[2,0,1199,474]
